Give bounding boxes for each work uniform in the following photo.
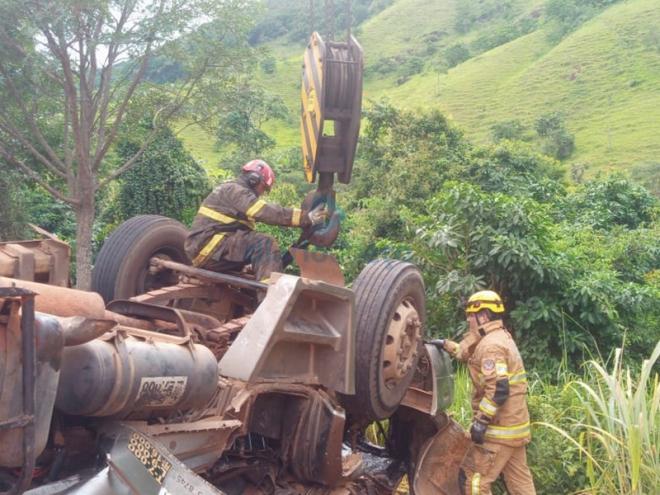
[446,320,536,495]
[185,176,305,281]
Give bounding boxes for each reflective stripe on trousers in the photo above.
[193,233,226,266]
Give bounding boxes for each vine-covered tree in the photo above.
[116,123,209,223]
[0,0,255,288]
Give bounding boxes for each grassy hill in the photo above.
[179,0,660,188]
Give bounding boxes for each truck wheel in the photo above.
[92,215,189,302]
[344,259,426,421]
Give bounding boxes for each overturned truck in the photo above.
[0,223,467,495]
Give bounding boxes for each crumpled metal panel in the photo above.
[218,273,355,394]
[412,419,470,495]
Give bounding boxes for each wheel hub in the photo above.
[382,298,421,389]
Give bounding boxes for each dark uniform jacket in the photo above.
[185,176,304,266]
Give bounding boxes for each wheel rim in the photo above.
[382,297,421,390]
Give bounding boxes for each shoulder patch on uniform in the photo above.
[482,358,496,373]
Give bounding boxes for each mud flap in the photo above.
[411,418,470,495]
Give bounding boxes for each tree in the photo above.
[535,112,575,160]
[0,0,255,288]
[215,83,288,163]
[116,124,209,224]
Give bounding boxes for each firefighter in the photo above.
[434,290,536,495]
[185,159,327,282]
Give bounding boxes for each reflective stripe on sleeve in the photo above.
[509,370,527,384]
[245,199,267,219]
[478,397,497,417]
[198,206,255,229]
[192,233,225,267]
[291,208,303,227]
[471,473,481,495]
[485,421,530,440]
[495,361,508,377]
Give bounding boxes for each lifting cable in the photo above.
[308,0,352,41]
[326,0,335,40]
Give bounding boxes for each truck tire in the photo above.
[92,215,189,302]
[343,259,426,421]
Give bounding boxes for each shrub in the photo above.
[490,119,527,142]
[444,43,471,68]
[535,112,575,160]
[542,127,575,160]
[535,112,565,137]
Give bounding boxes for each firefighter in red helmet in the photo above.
[185,160,327,282]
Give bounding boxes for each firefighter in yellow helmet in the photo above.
[434,290,536,495]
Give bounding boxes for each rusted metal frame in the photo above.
[150,258,267,291]
[0,287,37,495]
[106,300,191,338]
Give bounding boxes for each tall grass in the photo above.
[537,341,660,494]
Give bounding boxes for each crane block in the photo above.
[300,32,363,185]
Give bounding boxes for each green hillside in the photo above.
[379,0,660,176]
[180,0,660,184]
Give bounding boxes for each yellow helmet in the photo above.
[466,290,505,314]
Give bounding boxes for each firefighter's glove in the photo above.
[308,204,329,226]
[470,420,488,445]
[427,339,446,350]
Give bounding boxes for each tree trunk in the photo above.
[74,192,95,290]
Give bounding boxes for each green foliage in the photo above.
[455,141,565,202]
[249,0,390,45]
[526,379,588,493]
[0,165,28,240]
[538,343,660,494]
[24,187,77,242]
[444,43,470,68]
[546,0,623,39]
[260,56,277,74]
[255,0,660,173]
[215,83,289,162]
[350,102,468,208]
[341,105,659,375]
[454,0,515,34]
[490,120,527,142]
[114,125,209,226]
[630,162,660,198]
[534,112,565,137]
[534,112,575,160]
[563,174,658,230]
[255,182,304,263]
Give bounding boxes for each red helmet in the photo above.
[242,159,275,189]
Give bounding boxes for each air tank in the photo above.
[55,332,218,418]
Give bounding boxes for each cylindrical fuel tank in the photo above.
[55,333,218,418]
[0,312,64,467]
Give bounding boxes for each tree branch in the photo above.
[0,118,67,179]
[92,0,165,170]
[0,61,69,174]
[0,144,77,205]
[96,127,159,190]
[92,0,134,170]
